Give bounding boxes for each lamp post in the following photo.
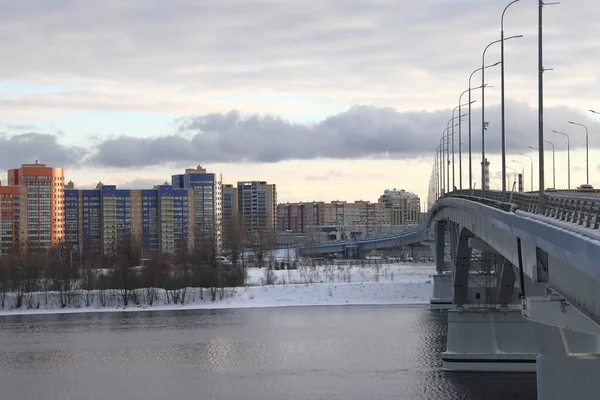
[445,121,462,191]
[590,109,599,115]
[512,160,524,191]
[437,143,443,198]
[481,35,521,193]
[447,117,464,191]
[453,102,474,191]
[468,63,500,190]
[519,152,534,191]
[529,142,555,189]
[500,0,522,196]
[545,140,555,189]
[568,121,589,184]
[439,137,446,195]
[552,130,570,189]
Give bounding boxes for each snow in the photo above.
[0,263,435,316]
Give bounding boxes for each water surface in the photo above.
[0,306,536,399]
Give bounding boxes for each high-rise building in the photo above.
[65,183,194,256]
[1,162,65,252]
[377,189,421,226]
[237,181,277,237]
[172,165,222,248]
[221,184,238,248]
[0,183,22,254]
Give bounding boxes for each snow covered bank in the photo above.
[0,263,435,316]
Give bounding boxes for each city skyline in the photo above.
[1,0,599,202]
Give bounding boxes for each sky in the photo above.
[1,0,599,205]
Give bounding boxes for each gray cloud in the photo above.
[1,102,598,170]
[0,0,598,112]
[84,102,600,167]
[0,132,85,170]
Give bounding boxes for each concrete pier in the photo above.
[442,309,600,372]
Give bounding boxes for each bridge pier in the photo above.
[443,309,600,372]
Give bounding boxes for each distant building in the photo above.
[0,162,65,253]
[237,181,277,237]
[377,189,421,226]
[277,201,326,233]
[276,200,389,235]
[0,183,21,254]
[221,184,239,248]
[65,183,194,256]
[172,165,222,249]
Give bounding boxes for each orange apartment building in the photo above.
[0,162,65,253]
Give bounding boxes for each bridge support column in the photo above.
[431,220,454,308]
[497,259,517,307]
[537,355,600,400]
[453,228,474,308]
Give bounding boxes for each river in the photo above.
[0,305,536,399]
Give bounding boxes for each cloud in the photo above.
[0,132,85,170]
[85,102,600,167]
[0,102,597,170]
[1,124,38,131]
[0,0,598,114]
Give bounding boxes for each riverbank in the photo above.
[0,263,435,316]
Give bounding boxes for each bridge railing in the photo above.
[446,190,600,230]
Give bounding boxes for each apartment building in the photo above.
[237,181,277,238]
[221,184,238,247]
[172,165,222,248]
[0,162,65,253]
[65,183,194,256]
[277,200,388,234]
[377,189,421,225]
[0,184,21,254]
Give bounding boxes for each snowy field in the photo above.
[0,263,435,316]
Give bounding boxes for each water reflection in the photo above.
[0,306,536,400]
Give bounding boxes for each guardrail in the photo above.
[446,189,600,230]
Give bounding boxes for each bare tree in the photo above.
[0,254,11,309]
[142,252,169,305]
[110,237,141,307]
[248,228,275,269]
[224,214,245,267]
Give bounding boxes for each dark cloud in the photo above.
[86,102,600,167]
[0,132,85,170]
[1,103,598,170]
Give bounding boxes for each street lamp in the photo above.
[519,153,534,191]
[529,142,555,189]
[445,121,462,191]
[439,137,446,195]
[512,160,524,191]
[552,130,570,189]
[500,0,522,196]
[481,35,522,193]
[468,63,500,191]
[568,121,589,184]
[453,100,475,191]
[590,110,599,115]
[545,140,555,189]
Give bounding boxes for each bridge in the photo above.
[289,188,600,397]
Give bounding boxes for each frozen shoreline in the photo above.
[0,263,435,317]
